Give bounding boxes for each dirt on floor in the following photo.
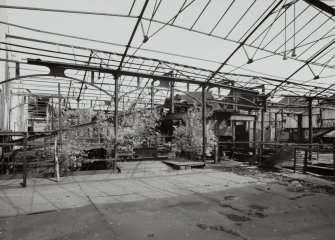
[0,161,334,240]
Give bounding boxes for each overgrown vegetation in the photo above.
[101,108,161,159]
[173,107,216,159]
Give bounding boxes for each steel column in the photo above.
[308,98,313,161]
[151,80,154,110]
[58,83,62,145]
[22,132,27,187]
[114,75,119,160]
[171,83,175,114]
[51,97,54,131]
[274,112,278,142]
[253,115,257,155]
[202,85,206,162]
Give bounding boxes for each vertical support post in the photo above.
[187,83,189,93]
[297,114,303,143]
[54,135,60,182]
[308,98,313,161]
[293,147,296,173]
[319,100,323,127]
[151,80,154,111]
[214,136,219,164]
[114,75,119,162]
[260,103,265,163]
[253,115,257,156]
[15,62,20,77]
[22,132,27,187]
[333,143,335,179]
[58,83,62,146]
[91,71,94,84]
[171,82,175,114]
[259,86,266,164]
[51,97,54,131]
[304,150,308,174]
[202,85,206,162]
[274,112,278,150]
[77,100,80,125]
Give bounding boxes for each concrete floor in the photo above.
[0,161,334,240]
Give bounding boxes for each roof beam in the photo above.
[117,0,149,71]
[27,58,259,94]
[303,0,335,17]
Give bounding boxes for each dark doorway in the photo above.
[235,122,249,151]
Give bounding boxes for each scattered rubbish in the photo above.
[287,181,303,192]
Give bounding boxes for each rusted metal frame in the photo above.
[206,0,284,83]
[27,59,259,94]
[268,37,335,97]
[10,34,335,86]
[118,0,149,71]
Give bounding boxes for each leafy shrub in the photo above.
[173,107,216,159]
